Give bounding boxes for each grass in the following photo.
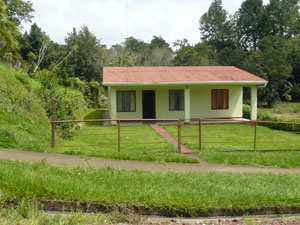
[163,123,300,168]
[259,102,300,117]
[0,198,141,225]
[1,159,300,216]
[51,108,198,163]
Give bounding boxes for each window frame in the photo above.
[117,90,136,112]
[169,89,185,111]
[211,89,229,110]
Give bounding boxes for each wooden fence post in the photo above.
[178,119,181,153]
[51,99,55,148]
[118,120,121,153]
[254,120,257,151]
[199,119,202,152]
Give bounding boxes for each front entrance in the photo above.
[142,90,156,119]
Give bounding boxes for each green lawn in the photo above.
[51,109,197,163]
[163,123,300,168]
[1,160,300,217]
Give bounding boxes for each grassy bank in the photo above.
[163,124,300,168]
[1,160,300,216]
[0,63,50,151]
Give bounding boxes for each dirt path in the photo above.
[1,148,300,173]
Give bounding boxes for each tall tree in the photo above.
[199,0,233,51]
[3,0,34,26]
[266,0,300,37]
[236,0,269,50]
[65,25,104,82]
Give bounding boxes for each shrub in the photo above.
[36,69,87,135]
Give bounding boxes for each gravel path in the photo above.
[1,148,300,173]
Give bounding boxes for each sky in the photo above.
[22,0,268,47]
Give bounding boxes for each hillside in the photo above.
[0,63,50,151]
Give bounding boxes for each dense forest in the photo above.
[0,0,299,111]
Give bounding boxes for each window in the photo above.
[117,91,136,112]
[169,90,184,111]
[211,89,229,110]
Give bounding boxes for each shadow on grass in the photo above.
[83,109,103,126]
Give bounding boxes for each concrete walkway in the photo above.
[1,149,300,173]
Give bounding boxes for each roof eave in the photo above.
[103,81,268,87]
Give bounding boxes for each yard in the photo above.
[50,109,300,167]
[163,123,300,168]
[52,109,197,163]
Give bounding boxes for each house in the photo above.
[103,66,267,123]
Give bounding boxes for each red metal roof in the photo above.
[103,66,267,84]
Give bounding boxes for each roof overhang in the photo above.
[103,81,268,87]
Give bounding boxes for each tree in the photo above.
[3,0,34,26]
[107,44,136,67]
[266,0,300,37]
[199,0,233,51]
[287,37,300,84]
[0,0,18,58]
[65,25,104,82]
[243,35,292,106]
[124,36,149,52]
[236,0,270,50]
[150,35,171,50]
[173,42,217,66]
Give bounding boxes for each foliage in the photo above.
[284,82,300,102]
[3,0,34,26]
[0,0,18,60]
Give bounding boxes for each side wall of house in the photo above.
[107,85,243,119]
